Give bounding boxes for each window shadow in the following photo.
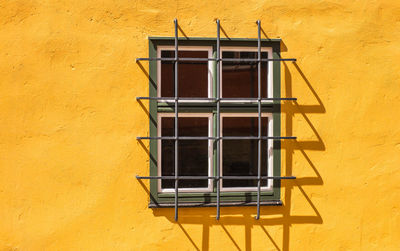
[134,40,325,251]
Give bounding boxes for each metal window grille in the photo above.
[136,19,297,221]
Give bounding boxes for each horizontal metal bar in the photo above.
[136,57,296,62]
[148,37,282,42]
[136,97,216,101]
[136,57,216,62]
[136,136,214,140]
[221,58,296,62]
[149,200,283,208]
[220,97,297,101]
[136,175,296,180]
[136,136,296,140]
[222,136,296,140]
[136,97,297,101]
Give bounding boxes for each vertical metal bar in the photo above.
[216,19,221,220]
[256,20,262,220]
[174,18,179,221]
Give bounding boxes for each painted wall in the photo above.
[1,0,400,250]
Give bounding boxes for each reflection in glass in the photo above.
[222,116,269,188]
[161,117,209,189]
[161,51,209,98]
[222,51,268,98]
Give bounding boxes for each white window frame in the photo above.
[157,46,213,102]
[156,46,275,194]
[157,113,214,193]
[219,47,273,103]
[220,113,274,192]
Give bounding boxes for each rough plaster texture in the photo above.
[1,0,400,250]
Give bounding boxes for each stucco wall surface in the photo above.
[1,0,400,250]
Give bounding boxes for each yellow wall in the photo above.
[1,0,400,250]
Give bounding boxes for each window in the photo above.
[145,40,283,202]
[136,19,296,220]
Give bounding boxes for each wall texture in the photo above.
[1,0,400,250]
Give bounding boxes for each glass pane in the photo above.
[161,50,209,98]
[222,116,269,188]
[222,51,268,98]
[161,117,209,189]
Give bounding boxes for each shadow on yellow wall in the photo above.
[136,41,325,251]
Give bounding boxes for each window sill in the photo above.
[149,200,282,208]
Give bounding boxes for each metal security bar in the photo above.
[137,136,296,140]
[256,20,262,220]
[136,176,296,180]
[136,58,296,62]
[136,97,297,101]
[173,19,179,221]
[136,19,297,221]
[216,19,221,220]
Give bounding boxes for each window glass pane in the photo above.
[161,117,209,189]
[222,51,268,98]
[161,50,209,98]
[222,116,268,188]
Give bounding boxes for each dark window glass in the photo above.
[222,117,269,188]
[222,51,268,98]
[161,117,209,189]
[161,50,209,98]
